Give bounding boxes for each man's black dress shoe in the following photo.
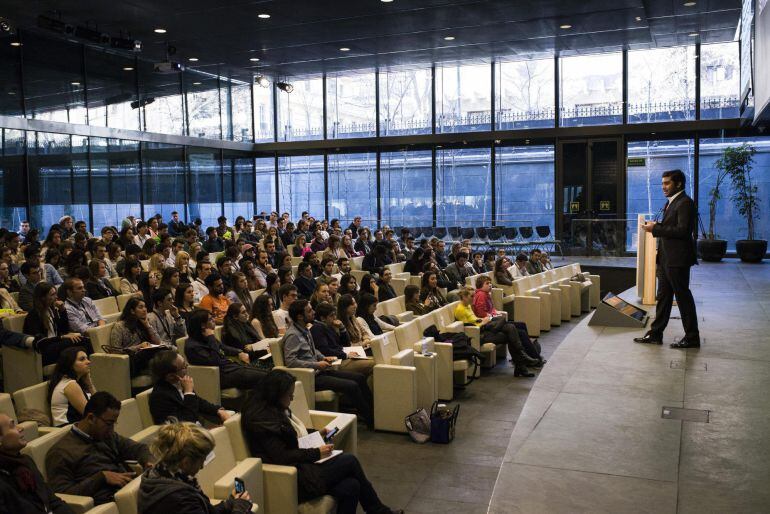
[633,333,662,345]
[670,338,700,349]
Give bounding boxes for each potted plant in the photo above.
[697,147,733,262]
[725,143,766,262]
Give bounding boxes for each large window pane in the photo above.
[495,145,555,232]
[560,52,622,127]
[188,148,223,227]
[22,32,87,125]
[496,59,555,129]
[186,72,221,139]
[380,149,433,227]
[327,71,376,138]
[91,138,141,229]
[139,62,184,135]
[0,40,24,117]
[701,42,740,119]
[628,46,696,123]
[253,82,274,142]
[379,66,432,136]
[0,129,28,228]
[699,137,770,249]
[278,155,324,218]
[142,143,185,221]
[328,152,377,226]
[228,78,253,142]
[436,62,491,133]
[626,139,694,251]
[277,77,324,141]
[85,47,139,130]
[27,132,89,228]
[256,157,276,214]
[224,150,254,221]
[436,147,492,227]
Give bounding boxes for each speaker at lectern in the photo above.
[635,214,656,305]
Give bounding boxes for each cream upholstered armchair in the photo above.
[0,391,40,440]
[224,381,357,514]
[490,275,543,337]
[370,331,437,432]
[88,323,153,401]
[21,426,95,514]
[84,502,120,514]
[92,297,121,324]
[114,398,160,445]
[269,337,338,412]
[1,313,55,393]
[12,381,58,436]
[175,336,244,407]
[393,317,456,400]
[375,295,414,323]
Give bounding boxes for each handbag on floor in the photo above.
[404,408,431,444]
[430,401,460,444]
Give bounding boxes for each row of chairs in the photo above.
[392,225,563,254]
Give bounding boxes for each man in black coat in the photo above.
[148,350,230,425]
[635,169,700,348]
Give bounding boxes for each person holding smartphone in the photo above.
[138,422,251,514]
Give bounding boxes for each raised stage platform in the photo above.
[488,258,770,513]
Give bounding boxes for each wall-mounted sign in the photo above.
[570,201,580,213]
[599,200,611,211]
[627,157,646,167]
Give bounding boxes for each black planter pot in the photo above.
[697,239,728,262]
[735,239,768,263]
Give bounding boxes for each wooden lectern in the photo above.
[635,214,657,305]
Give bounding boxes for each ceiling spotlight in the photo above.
[154,28,167,33]
[123,66,134,71]
[188,57,198,62]
[249,57,260,62]
[276,81,294,93]
[381,0,394,2]
[130,97,155,109]
[635,16,642,21]
[71,81,81,86]
[8,91,16,95]
[10,41,21,47]
[444,36,455,41]
[560,24,572,29]
[192,81,202,85]
[111,37,142,52]
[255,75,270,88]
[683,1,696,6]
[0,18,12,33]
[339,47,350,51]
[688,32,698,37]
[258,13,271,19]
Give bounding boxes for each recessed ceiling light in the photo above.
[258,13,270,19]
[153,28,167,34]
[71,81,80,86]
[560,24,572,29]
[10,41,21,47]
[339,47,350,52]
[249,57,260,62]
[8,91,16,95]
[688,32,698,37]
[444,36,455,41]
[192,81,202,85]
[381,0,394,2]
[123,66,134,71]
[683,1,696,6]
[188,57,199,62]
[635,16,642,21]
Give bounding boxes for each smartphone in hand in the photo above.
[234,477,246,495]
[324,427,339,443]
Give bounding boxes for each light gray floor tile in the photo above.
[562,358,685,402]
[684,356,770,409]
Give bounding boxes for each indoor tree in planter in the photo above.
[697,147,734,261]
[725,143,766,262]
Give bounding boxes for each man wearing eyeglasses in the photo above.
[46,392,153,506]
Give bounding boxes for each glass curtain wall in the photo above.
[186,72,221,139]
[700,42,741,119]
[378,66,432,136]
[223,150,255,222]
[255,156,277,214]
[380,149,433,227]
[277,155,325,218]
[436,147,492,227]
[495,145,555,231]
[560,52,623,127]
[328,152,377,225]
[435,62,492,133]
[0,130,27,227]
[143,143,186,221]
[277,76,324,141]
[90,138,141,228]
[188,147,223,227]
[327,71,376,138]
[495,58,555,129]
[628,46,696,123]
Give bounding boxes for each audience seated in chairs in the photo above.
[148,350,230,425]
[147,287,187,349]
[294,262,318,300]
[46,391,153,506]
[444,251,472,291]
[282,300,374,428]
[85,259,119,299]
[48,346,95,427]
[338,294,375,348]
[240,369,402,514]
[184,309,266,390]
[226,272,253,313]
[493,256,514,286]
[199,272,231,325]
[419,271,448,310]
[63,277,106,335]
[250,294,279,339]
[357,293,395,336]
[526,249,544,275]
[511,253,530,278]
[272,283,297,335]
[404,284,433,316]
[222,303,263,360]
[18,262,42,312]
[119,257,144,297]
[138,421,252,514]
[174,282,197,327]
[110,297,164,376]
[0,412,73,514]
[24,281,92,366]
[311,302,374,377]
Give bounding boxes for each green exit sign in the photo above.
[627,157,646,167]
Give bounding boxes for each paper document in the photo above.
[343,346,370,359]
[250,340,270,352]
[297,431,343,463]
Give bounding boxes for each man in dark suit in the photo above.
[635,169,700,348]
[148,350,230,425]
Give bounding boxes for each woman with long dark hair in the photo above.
[358,274,378,299]
[85,259,118,299]
[403,247,425,275]
[120,256,144,297]
[250,294,278,339]
[227,272,253,312]
[241,370,401,514]
[265,273,281,310]
[338,294,374,347]
[419,271,447,309]
[47,346,95,426]
[109,297,163,376]
[174,282,197,325]
[223,303,263,360]
[355,293,395,336]
[338,274,358,300]
[23,282,88,366]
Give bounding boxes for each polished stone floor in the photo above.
[488,258,770,514]
[355,306,589,513]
